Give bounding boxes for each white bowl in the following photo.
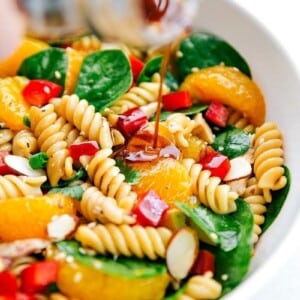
[194,0,300,299]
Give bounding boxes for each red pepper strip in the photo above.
[200,151,230,180]
[129,54,145,82]
[134,190,169,226]
[0,271,18,295]
[69,141,99,162]
[16,294,35,300]
[0,151,18,175]
[204,101,229,127]
[22,79,62,107]
[117,107,148,138]
[190,250,215,275]
[162,91,192,111]
[20,261,59,294]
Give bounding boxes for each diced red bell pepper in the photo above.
[162,91,192,111]
[0,271,18,295]
[69,141,99,162]
[129,54,145,82]
[204,101,229,127]
[0,151,18,175]
[22,79,62,107]
[20,260,59,294]
[117,107,148,138]
[134,190,169,226]
[189,250,215,275]
[200,151,230,180]
[16,293,35,300]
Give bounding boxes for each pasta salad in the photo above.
[0,31,290,300]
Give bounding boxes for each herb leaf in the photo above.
[74,49,132,111]
[29,152,48,169]
[212,126,250,159]
[48,185,84,200]
[116,159,140,184]
[18,48,67,88]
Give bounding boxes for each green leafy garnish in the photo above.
[74,49,132,111]
[18,48,68,88]
[176,31,251,80]
[48,185,84,200]
[176,202,240,252]
[29,152,48,169]
[212,126,250,159]
[116,159,140,184]
[261,166,291,232]
[23,115,31,127]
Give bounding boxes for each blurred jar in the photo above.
[19,0,199,47]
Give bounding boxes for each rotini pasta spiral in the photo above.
[253,122,287,201]
[81,148,137,209]
[242,177,268,243]
[182,158,238,214]
[75,223,172,260]
[0,128,13,152]
[71,35,102,54]
[103,78,169,115]
[179,272,222,300]
[227,109,255,132]
[51,95,114,149]
[12,129,38,158]
[29,104,75,186]
[0,175,47,200]
[80,184,135,225]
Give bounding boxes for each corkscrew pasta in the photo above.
[0,29,290,300]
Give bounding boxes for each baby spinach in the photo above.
[176,31,251,80]
[205,199,253,296]
[176,202,240,252]
[29,152,48,169]
[212,126,250,159]
[74,49,132,111]
[150,103,208,122]
[48,185,84,200]
[56,240,167,279]
[261,166,291,232]
[137,55,179,91]
[18,48,67,88]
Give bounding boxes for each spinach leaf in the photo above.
[137,55,179,91]
[29,152,48,169]
[212,126,250,159]
[48,185,84,200]
[176,31,251,80]
[151,103,208,122]
[56,240,167,279]
[261,166,291,232]
[176,202,240,252]
[74,49,132,111]
[115,158,140,184]
[205,199,253,296]
[18,48,67,88]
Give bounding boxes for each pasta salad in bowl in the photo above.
[0,0,299,299]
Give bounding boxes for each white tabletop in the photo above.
[232,1,300,299]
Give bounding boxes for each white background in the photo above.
[232,1,300,299]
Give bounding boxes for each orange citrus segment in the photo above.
[57,260,169,300]
[64,47,85,95]
[132,158,192,206]
[0,76,31,130]
[180,65,266,126]
[0,193,76,241]
[0,38,49,77]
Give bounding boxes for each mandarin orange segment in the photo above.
[57,259,169,300]
[0,193,76,242]
[132,158,192,206]
[180,65,266,126]
[0,38,49,77]
[64,47,85,95]
[0,76,31,130]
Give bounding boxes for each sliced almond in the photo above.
[166,227,199,280]
[223,156,252,182]
[4,154,46,177]
[47,214,77,241]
